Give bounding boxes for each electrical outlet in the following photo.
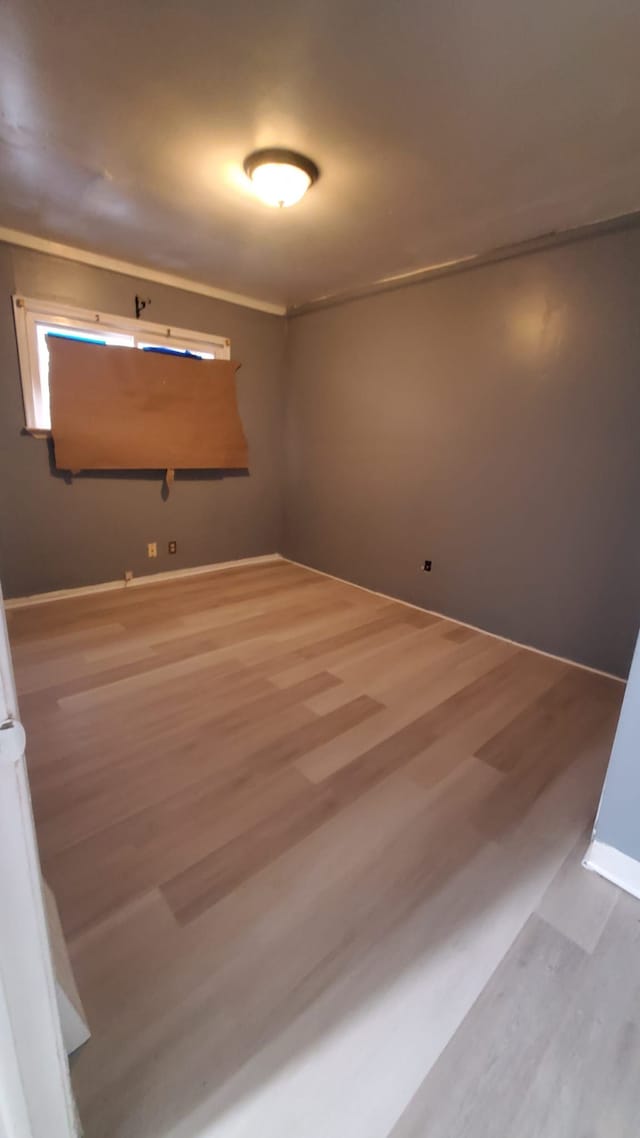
[168,540,177,555]
[124,569,133,583]
[147,542,157,558]
[423,559,432,572]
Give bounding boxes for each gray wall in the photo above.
[594,630,640,860]
[0,243,286,597]
[283,227,640,677]
[2,230,639,677]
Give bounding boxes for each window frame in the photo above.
[12,295,231,434]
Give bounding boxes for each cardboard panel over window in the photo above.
[48,337,248,472]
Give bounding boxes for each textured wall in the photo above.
[283,228,640,677]
[0,243,286,596]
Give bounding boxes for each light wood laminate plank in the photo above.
[6,560,628,1138]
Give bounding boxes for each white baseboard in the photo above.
[583,839,640,901]
[5,552,626,686]
[4,554,283,610]
[281,557,625,684]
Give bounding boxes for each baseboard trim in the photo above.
[583,840,640,901]
[4,554,283,610]
[281,557,625,684]
[5,552,626,684]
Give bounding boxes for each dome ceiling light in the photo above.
[243,148,319,208]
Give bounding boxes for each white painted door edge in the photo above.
[583,840,640,901]
[4,553,283,609]
[0,587,78,1138]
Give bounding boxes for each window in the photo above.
[12,296,230,432]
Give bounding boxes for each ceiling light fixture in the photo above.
[243,148,319,208]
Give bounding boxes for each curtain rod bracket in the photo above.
[135,295,151,319]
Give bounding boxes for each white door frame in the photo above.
[0,587,78,1138]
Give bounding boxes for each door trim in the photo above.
[0,591,78,1138]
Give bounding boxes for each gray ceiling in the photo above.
[1,0,639,309]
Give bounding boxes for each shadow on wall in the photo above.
[44,436,249,500]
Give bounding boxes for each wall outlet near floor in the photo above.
[168,540,177,555]
[423,559,432,572]
[147,542,158,558]
[124,569,134,583]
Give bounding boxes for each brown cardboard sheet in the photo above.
[48,337,248,472]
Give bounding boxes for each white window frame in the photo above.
[12,295,231,433]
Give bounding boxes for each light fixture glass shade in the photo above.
[243,149,319,208]
[250,162,311,207]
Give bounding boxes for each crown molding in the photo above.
[287,208,640,316]
[0,227,286,316]
[4,208,640,321]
